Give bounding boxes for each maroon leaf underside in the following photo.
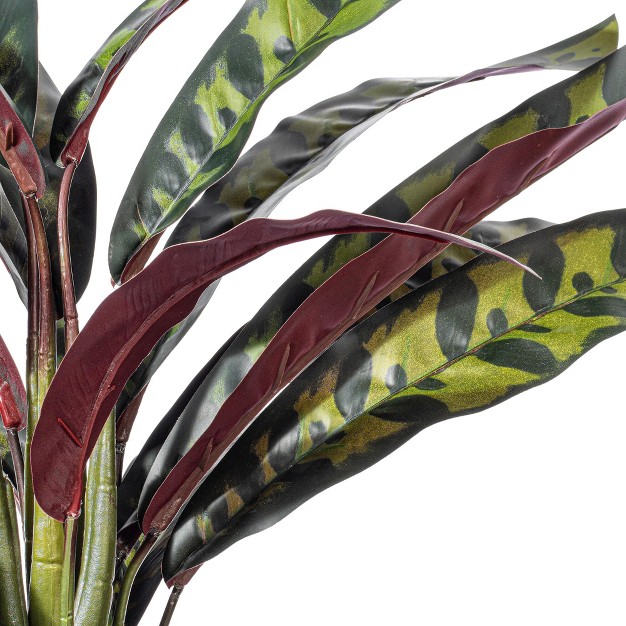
[59,0,189,165]
[141,98,626,533]
[31,211,519,521]
[0,336,26,430]
[0,85,46,197]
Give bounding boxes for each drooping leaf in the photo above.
[138,48,626,532]
[31,210,516,522]
[35,66,98,308]
[117,217,549,545]
[114,217,551,614]
[0,0,38,133]
[50,0,189,165]
[168,15,617,246]
[109,0,403,284]
[117,327,243,539]
[162,208,626,582]
[115,16,615,419]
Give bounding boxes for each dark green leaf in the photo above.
[109,0,403,283]
[162,208,626,581]
[115,16,616,420]
[137,48,626,528]
[0,0,38,132]
[50,0,189,164]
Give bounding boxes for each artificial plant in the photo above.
[0,2,624,625]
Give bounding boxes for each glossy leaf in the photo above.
[50,0,189,165]
[32,210,519,522]
[0,178,26,304]
[0,83,46,198]
[115,217,551,613]
[168,15,617,246]
[115,16,617,421]
[117,327,242,538]
[163,208,626,581]
[35,66,98,308]
[109,0,403,284]
[138,48,626,532]
[0,0,38,133]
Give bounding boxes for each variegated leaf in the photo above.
[137,47,626,527]
[114,16,615,419]
[50,0,189,165]
[162,208,626,582]
[34,210,514,523]
[109,0,403,283]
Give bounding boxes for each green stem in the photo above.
[0,473,27,625]
[112,532,158,626]
[75,414,117,626]
[159,586,183,626]
[60,517,77,626]
[22,194,39,582]
[25,194,63,626]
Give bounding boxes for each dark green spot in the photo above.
[518,323,550,334]
[415,377,446,391]
[563,296,626,318]
[218,107,237,130]
[486,308,508,337]
[522,241,565,312]
[370,394,451,425]
[572,272,594,294]
[475,338,557,375]
[308,421,328,447]
[610,220,626,277]
[225,34,264,100]
[273,35,295,64]
[308,0,341,18]
[385,364,407,394]
[435,274,478,360]
[556,52,576,63]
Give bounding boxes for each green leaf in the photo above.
[50,0,189,164]
[0,177,27,305]
[114,15,617,420]
[0,0,38,133]
[162,208,626,582]
[109,0,403,283]
[137,47,626,523]
[114,218,551,610]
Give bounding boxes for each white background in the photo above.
[1,1,626,624]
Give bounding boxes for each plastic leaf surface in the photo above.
[109,0,403,284]
[139,48,626,532]
[163,209,626,581]
[115,15,618,420]
[31,210,519,522]
[50,0,189,164]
